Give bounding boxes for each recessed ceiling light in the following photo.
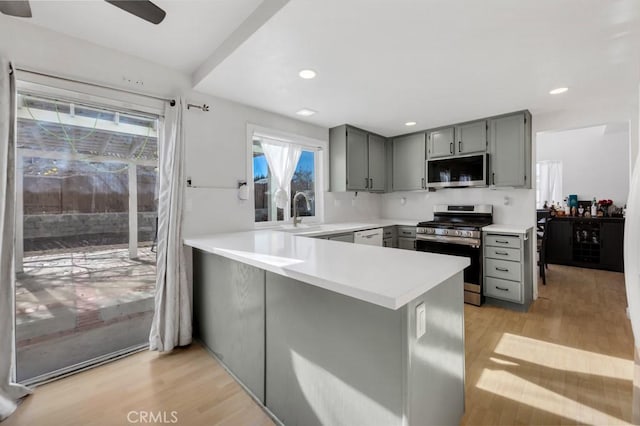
[405,121,417,126]
[296,108,317,117]
[549,87,568,95]
[298,69,317,79]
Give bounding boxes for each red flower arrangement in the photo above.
[598,199,613,207]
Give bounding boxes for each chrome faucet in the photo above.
[293,191,311,227]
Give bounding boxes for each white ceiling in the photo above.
[195,0,640,136]
[24,0,264,73]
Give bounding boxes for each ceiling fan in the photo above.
[0,0,166,25]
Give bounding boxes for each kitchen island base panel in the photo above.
[192,250,266,402]
[193,250,465,426]
[266,270,465,426]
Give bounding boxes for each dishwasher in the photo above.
[353,228,383,246]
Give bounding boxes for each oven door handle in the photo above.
[416,234,481,248]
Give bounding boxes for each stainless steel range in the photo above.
[416,205,493,306]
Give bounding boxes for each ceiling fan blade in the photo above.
[105,0,166,25]
[0,1,32,18]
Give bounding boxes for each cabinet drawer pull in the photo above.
[496,286,510,292]
[370,178,373,188]
[365,177,369,188]
[449,142,454,154]
[495,267,509,272]
[495,240,509,244]
[458,141,462,152]
[495,251,509,255]
[421,177,425,189]
[402,231,412,235]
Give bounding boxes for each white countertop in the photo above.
[482,224,532,235]
[185,222,468,310]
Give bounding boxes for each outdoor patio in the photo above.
[15,245,156,382]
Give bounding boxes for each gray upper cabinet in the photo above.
[455,120,487,155]
[330,125,386,192]
[427,127,455,159]
[393,133,426,191]
[346,127,368,191]
[368,134,386,191]
[489,111,532,188]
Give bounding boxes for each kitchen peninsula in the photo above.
[185,227,469,426]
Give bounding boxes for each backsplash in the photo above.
[324,191,382,223]
[380,188,536,226]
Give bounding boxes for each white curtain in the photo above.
[537,160,563,208]
[149,98,192,352]
[0,59,31,421]
[260,138,302,209]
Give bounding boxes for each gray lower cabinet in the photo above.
[427,127,455,158]
[383,226,396,248]
[397,226,416,250]
[192,250,266,402]
[328,232,354,243]
[329,125,387,192]
[398,238,416,250]
[483,230,533,310]
[392,133,426,190]
[489,111,532,188]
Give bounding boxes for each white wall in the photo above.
[181,91,330,237]
[537,124,630,205]
[0,17,190,97]
[533,99,639,176]
[0,19,369,237]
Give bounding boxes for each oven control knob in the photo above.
[455,230,461,236]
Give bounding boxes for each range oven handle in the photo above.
[416,234,481,248]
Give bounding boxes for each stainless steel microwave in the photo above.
[426,154,489,188]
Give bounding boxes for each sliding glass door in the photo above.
[14,89,159,383]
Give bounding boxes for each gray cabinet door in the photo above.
[489,113,527,187]
[328,233,354,243]
[393,133,426,191]
[428,127,455,159]
[368,134,386,191]
[346,127,368,191]
[397,237,416,250]
[456,120,487,155]
[600,222,624,272]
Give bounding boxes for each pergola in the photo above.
[15,94,159,271]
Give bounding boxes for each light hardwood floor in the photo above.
[6,265,635,426]
[461,265,634,425]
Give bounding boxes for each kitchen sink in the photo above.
[278,224,324,234]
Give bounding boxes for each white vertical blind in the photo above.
[537,161,563,207]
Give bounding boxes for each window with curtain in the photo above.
[253,138,317,223]
[536,160,563,208]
